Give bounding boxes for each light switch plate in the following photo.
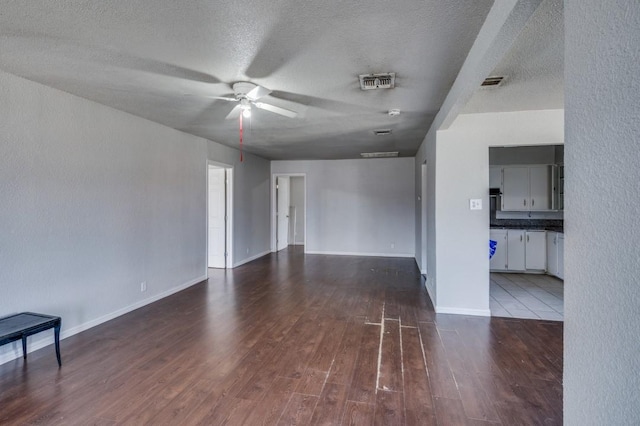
[470,199,482,210]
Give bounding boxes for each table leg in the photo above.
[54,325,61,367]
[22,335,27,360]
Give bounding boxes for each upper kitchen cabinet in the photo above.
[501,165,552,211]
[489,166,503,188]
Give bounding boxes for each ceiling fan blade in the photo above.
[208,96,238,101]
[253,102,298,118]
[246,85,272,101]
[225,104,243,120]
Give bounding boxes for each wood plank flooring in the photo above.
[0,248,563,425]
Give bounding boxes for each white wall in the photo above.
[564,2,640,423]
[289,177,305,245]
[415,109,564,315]
[272,158,415,257]
[0,70,270,365]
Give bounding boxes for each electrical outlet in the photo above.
[470,199,482,210]
[140,281,147,292]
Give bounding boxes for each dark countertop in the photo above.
[490,219,563,233]
[490,225,564,233]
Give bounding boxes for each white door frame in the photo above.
[206,160,234,272]
[271,173,306,253]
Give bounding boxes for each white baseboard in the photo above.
[435,306,491,317]
[233,250,271,267]
[424,281,435,306]
[0,274,207,367]
[305,250,415,258]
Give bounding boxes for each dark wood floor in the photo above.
[0,248,563,425]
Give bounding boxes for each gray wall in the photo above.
[0,70,270,364]
[564,2,640,423]
[272,158,415,257]
[289,177,305,245]
[415,110,564,315]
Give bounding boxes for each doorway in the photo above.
[207,162,233,270]
[272,174,306,252]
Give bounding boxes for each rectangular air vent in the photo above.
[359,73,396,90]
[373,129,392,136]
[481,76,505,87]
[360,152,399,158]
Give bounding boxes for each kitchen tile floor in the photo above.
[490,273,564,321]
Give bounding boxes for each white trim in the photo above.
[232,250,271,268]
[0,275,207,367]
[434,306,491,317]
[305,250,415,258]
[207,160,234,272]
[424,280,436,305]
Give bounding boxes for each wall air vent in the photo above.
[481,76,505,88]
[359,73,396,90]
[373,129,392,136]
[360,152,399,158]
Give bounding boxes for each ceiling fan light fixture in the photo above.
[242,108,251,118]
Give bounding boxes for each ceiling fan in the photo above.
[207,82,299,120]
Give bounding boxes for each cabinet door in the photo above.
[489,166,502,188]
[507,230,526,271]
[546,232,558,276]
[490,230,508,271]
[557,234,565,279]
[502,167,529,211]
[529,166,551,210]
[525,231,547,270]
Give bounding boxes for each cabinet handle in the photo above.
[520,235,523,242]
[524,199,527,206]
[532,199,535,207]
[527,234,529,242]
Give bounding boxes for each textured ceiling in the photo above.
[463,0,564,114]
[0,0,494,160]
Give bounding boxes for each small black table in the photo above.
[0,312,62,367]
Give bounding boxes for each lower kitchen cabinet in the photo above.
[507,230,526,271]
[490,229,551,273]
[490,230,508,271]
[546,232,564,280]
[525,231,546,270]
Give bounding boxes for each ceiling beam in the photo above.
[434,0,544,130]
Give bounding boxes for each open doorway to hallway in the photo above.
[207,162,233,272]
[272,174,306,252]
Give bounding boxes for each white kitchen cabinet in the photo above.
[501,165,552,211]
[489,166,502,188]
[506,230,526,271]
[557,234,565,279]
[525,231,546,270]
[502,167,529,211]
[547,232,559,276]
[490,230,508,271]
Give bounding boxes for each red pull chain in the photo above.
[239,113,244,162]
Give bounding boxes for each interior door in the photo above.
[208,167,226,268]
[276,176,290,251]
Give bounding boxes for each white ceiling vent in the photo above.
[359,73,396,90]
[373,129,392,136]
[480,76,505,88]
[360,151,399,158]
